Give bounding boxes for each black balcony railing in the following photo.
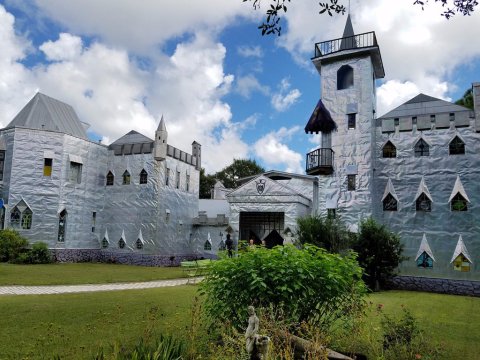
[306,148,334,175]
[314,31,378,58]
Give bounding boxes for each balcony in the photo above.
[306,148,334,175]
[314,31,378,58]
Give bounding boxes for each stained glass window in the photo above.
[451,193,467,211]
[101,238,109,249]
[383,193,398,211]
[414,139,429,157]
[21,208,32,229]
[106,171,114,186]
[136,239,143,250]
[453,254,470,272]
[58,209,67,242]
[416,252,433,268]
[449,136,465,155]
[118,238,126,249]
[416,193,431,212]
[10,208,21,228]
[140,169,148,184]
[382,141,396,158]
[122,170,130,185]
[204,240,212,251]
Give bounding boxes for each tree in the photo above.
[353,218,406,291]
[295,214,352,253]
[243,0,478,36]
[199,168,216,199]
[0,229,29,263]
[455,88,474,109]
[215,158,265,189]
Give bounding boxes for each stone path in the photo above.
[0,277,203,296]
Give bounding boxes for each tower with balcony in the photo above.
[305,15,385,225]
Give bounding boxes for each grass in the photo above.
[0,263,186,285]
[0,285,197,359]
[335,290,480,359]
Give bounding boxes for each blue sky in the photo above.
[1,0,479,174]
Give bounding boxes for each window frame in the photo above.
[416,193,432,212]
[106,171,114,186]
[122,170,131,185]
[383,193,398,211]
[337,64,354,90]
[347,113,356,130]
[43,158,53,177]
[139,169,148,184]
[58,209,67,242]
[449,136,465,155]
[118,238,126,249]
[450,193,468,211]
[414,138,429,157]
[136,239,143,250]
[347,174,356,191]
[69,161,82,184]
[382,141,397,158]
[416,252,433,268]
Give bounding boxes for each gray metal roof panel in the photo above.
[109,130,153,146]
[7,93,88,139]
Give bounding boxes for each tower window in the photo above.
[58,209,67,242]
[449,136,465,155]
[383,193,398,211]
[140,169,148,184]
[186,174,190,192]
[451,193,468,211]
[106,171,114,186]
[416,193,431,212]
[382,141,397,158]
[347,113,356,129]
[92,212,96,232]
[69,162,82,184]
[337,65,354,90]
[347,175,356,191]
[122,170,130,185]
[449,113,455,122]
[414,139,429,157]
[176,171,180,189]
[165,168,170,186]
[0,150,5,181]
[43,158,53,177]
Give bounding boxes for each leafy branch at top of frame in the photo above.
[243,0,346,36]
[413,0,478,19]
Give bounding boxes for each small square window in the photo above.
[348,113,356,130]
[412,116,417,125]
[347,174,356,191]
[43,158,53,177]
[394,118,399,126]
[449,113,455,122]
[430,114,436,123]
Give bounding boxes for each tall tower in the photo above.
[154,115,168,161]
[192,141,201,170]
[305,15,385,228]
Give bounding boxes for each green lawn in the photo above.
[0,284,478,359]
[0,263,186,285]
[0,285,197,359]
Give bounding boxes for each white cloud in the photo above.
[34,0,256,54]
[39,33,83,61]
[237,45,263,58]
[254,126,303,173]
[271,78,301,112]
[235,74,270,98]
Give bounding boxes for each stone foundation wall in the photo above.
[51,249,215,267]
[389,276,480,297]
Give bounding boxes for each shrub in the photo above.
[296,215,352,253]
[200,244,366,330]
[353,218,406,291]
[28,242,52,264]
[0,229,29,262]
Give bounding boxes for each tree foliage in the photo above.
[199,159,265,198]
[200,244,366,330]
[243,0,478,36]
[0,229,29,262]
[295,214,352,253]
[353,218,406,291]
[455,88,474,109]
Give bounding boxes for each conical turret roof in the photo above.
[305,99,337,134]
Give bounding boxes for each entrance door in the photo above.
[239,212,284,247]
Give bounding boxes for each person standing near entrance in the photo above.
[225,233,233,258]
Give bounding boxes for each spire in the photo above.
[157,115,166,131]
[340,14,357,50]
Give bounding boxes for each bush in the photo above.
[0,229,29,262]
[296,215,352,253]
[28,242,52,264]
[200,244,366,330]
[353,218,406,291]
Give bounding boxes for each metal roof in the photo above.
[7,93,88,139]
[379,93,471,119]
[305,99,337,134]
[110,130,153,146]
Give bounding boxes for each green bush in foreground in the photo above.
[0,228,29,262]
[200,244,367,330]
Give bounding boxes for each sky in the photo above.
[1,0,479,174]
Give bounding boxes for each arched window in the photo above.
[122,170,130,185]
[383,193,398,211]
[106,171,114,186]
[451,193,468,211]
[204,240,212,251]
[58,209,67,242]
[21,208,32,229]
[10,208,21,228]
[118,238,126,249]
[139,169,148,184]
[416,193,431,212]
[136,238,143,250]
[382,141,397,158]
[449,136,465,155]
[414,139,429,157]
[101,238,109,249]
[416,252,433,268]
[337,65,354,90]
